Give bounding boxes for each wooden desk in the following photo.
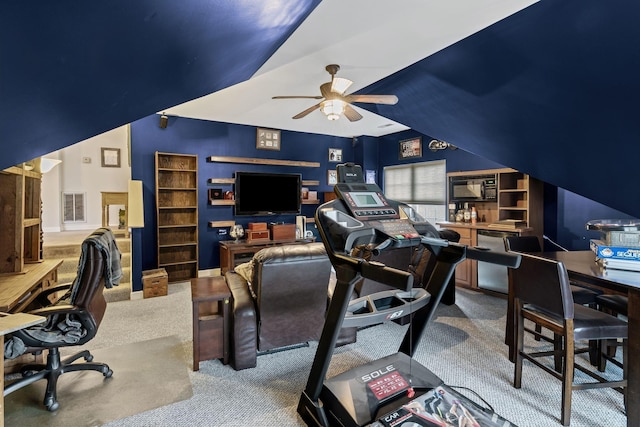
[101,191,128,238]
[0,312,46,427]
[0,259,63,313]
[506,251,639,427]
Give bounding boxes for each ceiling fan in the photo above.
[272,64,398,122]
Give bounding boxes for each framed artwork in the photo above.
[256,127,281,151]
[399,137,422,159]
[101,147,121,168]
[327,170,338,185]
[328,148,342,162]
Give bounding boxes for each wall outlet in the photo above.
[217,229,227,236]
[82,156,91,164]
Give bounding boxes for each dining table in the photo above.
[505,250,638,427]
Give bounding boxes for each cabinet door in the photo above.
[446,226,475,288]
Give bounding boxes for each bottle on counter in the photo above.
[471,206,477,224]
[455,204,464,222]
[463,202,471,223]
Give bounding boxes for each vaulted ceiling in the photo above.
[2,1,639,216]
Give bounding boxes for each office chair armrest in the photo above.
[30,282,74,307]
[28,303,82,318]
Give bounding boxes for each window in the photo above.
[63,193,86,223]
[383,160,446,225]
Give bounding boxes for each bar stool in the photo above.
[595,293,628,370]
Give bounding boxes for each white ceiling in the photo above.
[164,0,538,138]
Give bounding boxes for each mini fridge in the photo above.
[477,229,518,294]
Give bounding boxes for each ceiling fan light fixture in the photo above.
[321,99,345,120]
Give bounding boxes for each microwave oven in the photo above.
[449,174,497,202]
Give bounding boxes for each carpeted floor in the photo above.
[4,335,193,426]
[5,281,626,426]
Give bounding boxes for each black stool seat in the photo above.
[570,285,601,306]
[596,294,628,317]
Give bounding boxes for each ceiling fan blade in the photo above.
[331,77,353,95]
[345,94,399,105]
[292,102,322,119]
[320,82,332,99]
[343,104,363,122]
[272,95,323,100]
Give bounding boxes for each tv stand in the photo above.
[219,238,316,275]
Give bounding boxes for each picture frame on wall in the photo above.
[328,148,342,162]
[256,127,281,151]
[101,147,121,168]
[327,170,338,185]
[399,137,422,159]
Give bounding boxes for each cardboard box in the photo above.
[269,223,296,240]
[142,268,168,298]
[590,239,640,261]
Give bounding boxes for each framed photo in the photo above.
[399,137,422,159]
[256,127,281,151]
[328,148,342,162]
[101,147,121,168]
[327,170,338,185]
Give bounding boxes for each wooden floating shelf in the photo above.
[302,199,320,205]
[209,220,236,228]
[209,200,235,206]
[207,178,235,185]
[207,156,320,168]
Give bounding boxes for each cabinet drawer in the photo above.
[445,226,471,239]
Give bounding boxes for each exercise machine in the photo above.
[298,165,520,427]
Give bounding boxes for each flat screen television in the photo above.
[234,171,302,216]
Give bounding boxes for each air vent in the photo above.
[63,193,86,223]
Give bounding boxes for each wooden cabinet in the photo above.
[191,276,230,370]
[497,170,543,233]
[441,225,476,288]
[219,239,315,275]
[155,152,199,283]
[0,165,42,274]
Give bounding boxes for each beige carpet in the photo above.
[4,335,193,426]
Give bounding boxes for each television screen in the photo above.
[234,171,302,216]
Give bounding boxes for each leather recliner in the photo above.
[225,243,337,370]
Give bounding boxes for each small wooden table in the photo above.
[100,191,128,238]
[190,276,231,370]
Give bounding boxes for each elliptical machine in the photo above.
[297,163,520,427]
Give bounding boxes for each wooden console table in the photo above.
[101,191,128,238]
[219,238,315,275]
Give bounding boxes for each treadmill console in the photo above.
[334,183,399,221]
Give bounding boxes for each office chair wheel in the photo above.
[45,397,59,412]
[85,354,94,362]
[104,368,113,378]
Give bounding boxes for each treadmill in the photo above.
[297,164,520,427]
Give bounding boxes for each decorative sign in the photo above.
[327,170,338,185]
[399,137,422,159]
[256,128,281,151]
[329,148,342,162]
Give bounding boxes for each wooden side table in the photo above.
[190,276,231,370]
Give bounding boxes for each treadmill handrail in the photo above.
[342,288,430,328]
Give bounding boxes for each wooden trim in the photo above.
[206,156,320,168]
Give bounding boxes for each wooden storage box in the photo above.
[269,223,296,240]
[143,268,168,298]
[248,222,267,231]
[247,229,270,242]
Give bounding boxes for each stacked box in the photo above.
[269,223,296,240]
[142,268,168,298]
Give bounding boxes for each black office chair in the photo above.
[3,228,121,411]
[512,253,627,426]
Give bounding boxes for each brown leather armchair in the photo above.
[225,243,334,370]
[3,227,121,411]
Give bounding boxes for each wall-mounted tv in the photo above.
[234,171,302,216]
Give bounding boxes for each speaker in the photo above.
[159,114,168,129]
[296,215,306,240]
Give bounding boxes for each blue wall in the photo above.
[129,115,632,291]
[130,114,351,290]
